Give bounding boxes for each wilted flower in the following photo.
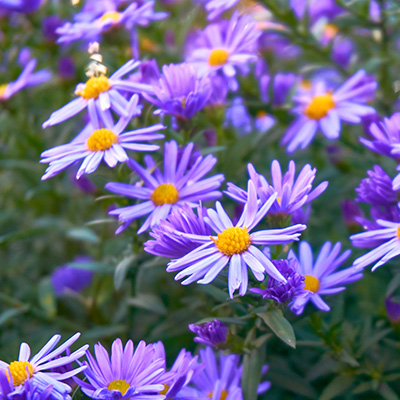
[188,319,228,347]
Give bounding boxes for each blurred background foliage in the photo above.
[1,0,400,399]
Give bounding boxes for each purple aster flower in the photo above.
[251,258,305,304]
[167,181,306,297]
[188,319,228,348]
[332,37,354,68]
[42,60,153,129]
[0,59,51,101]
[186,12,261,84]
[40,95,164,180]
[106,140,224,234]
[255,111,275,133]
[143,63,212,119]
[224,98,252,135]
[42,16,65,42]
[144,204,211,259]
[0,369,54,400]
[207,75,229,106]
[385,296,400,323]
[341,199,363,228]
[77,339,165,400]
[226,161,328,218]
[58,57,76,81]
[282,70,377,152]
[196,0,240,21]
[0,0,42,13]
[0,333,88,400]
[51,257,94,296]
[351,218,400,270]
[259,72,296,106]
[290,0,344,25]
[290,241,362,314]
[56,1,167,45]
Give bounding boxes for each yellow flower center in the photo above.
[304,275,320,293]
[256,110,268,119]
[159,384,169,395]
[0,83,8,99]
[86,128,118,152]
[107,380,130,395]
[212,226,251,256]
[151,184,179,206]
[396,225,400,239]
[323,24,339,39]
[100,11,121,24]
[208,49,230,67]
[76,75,111,100]
[208,390,228,400]
[6,361,34,387]
[304,93,336,120]
[300,80,312,90]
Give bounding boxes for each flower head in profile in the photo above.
[188,319,228,348]
[226,161,328,220]
[251,258,305,304]
[42,60,153,129]
[0,59,51,101]
[77,339,165,400]
[106,140,224,234]
[186,12,261,85]
[351,218,400,271]
[145,204,211,259]
[282,70,377,152]
[0,333,87,400]
[40,95,164,180]
[144,63,212,119]
[167,181,306,298]
[289,241,362,315]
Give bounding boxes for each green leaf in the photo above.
[127,294,167,315]
[242,345,265,400]
[82,325,126,340]
[258,311,296,348]
[114,255,136,290]
[320,375,354,400]
[38,278,57,318]
[0,306,29,326]
[66,227,99,243]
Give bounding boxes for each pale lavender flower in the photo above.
[167,181,306,297]
[282,70,377,152]
[42,60,153,128]
[197,0,240,21]
[188,320,228,347]
[290,241,362,314]
[106,140,224,234]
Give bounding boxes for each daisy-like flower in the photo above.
[351,218,400,271]
[289,241,362,314]
[226,161,328,218]
[188,319,228,348]
[282,70,377,152]
[0,333,88,400]
[0,59,51,101]
[40,95,165,180]
[56,1,167,45]
[42,60,153,129]
[144,204,211,259]
[167,181,306,298]
[77,339,165,400]
[186,11,261,84]
[143,63,212,120]
[106,140,224,234]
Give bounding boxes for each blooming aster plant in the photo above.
[289,241,362,314]
[167,181,306,297]
[282,70,377,152]
[106,140,224,234]
[77,339,165,400]
[0,333,87,400]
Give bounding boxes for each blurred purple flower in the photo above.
[0,0,42,13]
[386,296,400,323]
[42,16,65,42]
[188,319,227,347]
[58,57,76,81]
[341,199,363,227]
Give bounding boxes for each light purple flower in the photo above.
[0,333,87,400]
[188,319,228,347]
[224,97,252,135]
[42,60,153,129]
[196,0,240,21]
[351,218,400,271]
[186,12,261,85]
[76,339,165,400]
[226,160,328,217]
[251,258,305,304]
[40,95,164,180]
[106,140,224,234]
[0,59,51,101]
[290,241,362,314]
[282,70,377,152]
[167,181,306,297]
[144,63,211,119]
[145,204,211,259]
[0,0,42,13]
